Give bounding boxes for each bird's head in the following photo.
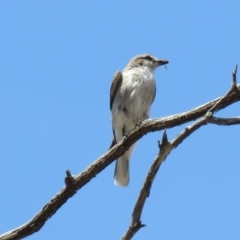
[125,54,168,71]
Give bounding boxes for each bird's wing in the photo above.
[110,71,122,110]
[109,71,122,149]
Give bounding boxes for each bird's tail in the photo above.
[114,156,129,186]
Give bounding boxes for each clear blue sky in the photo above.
[0,1,239,239]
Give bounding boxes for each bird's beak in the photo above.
[156,59,169,67]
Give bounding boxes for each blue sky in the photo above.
[0,1,239,239]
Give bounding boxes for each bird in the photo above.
[110,54,168,186]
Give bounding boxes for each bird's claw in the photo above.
[135,119,143,128]
[122,126,128,140]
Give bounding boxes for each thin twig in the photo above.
[207,65,238,115]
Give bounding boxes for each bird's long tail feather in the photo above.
[114,156,129,186]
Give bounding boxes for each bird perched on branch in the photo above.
[110,54,168,186]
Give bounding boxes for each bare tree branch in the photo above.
[207,65,238,114]
[122,116,240,239]
[122,118,207,239]
[207,116,240,125]
[0,70,239,240]
[123,114,240,239]
[121,66,239,239]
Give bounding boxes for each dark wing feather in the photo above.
[110,71,122,110]
[109,71,122,150]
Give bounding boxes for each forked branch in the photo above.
[122,65,239,240]
[0,67,239,240]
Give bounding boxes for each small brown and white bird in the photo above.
[110,54,168,186]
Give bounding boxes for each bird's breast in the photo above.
[112,68,156,122]
[122,68,156,101]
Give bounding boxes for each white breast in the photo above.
[121,67,156,121]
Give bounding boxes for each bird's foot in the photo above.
[123,134,128,141]
[135,119,144,128]
[122,126,128,140]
